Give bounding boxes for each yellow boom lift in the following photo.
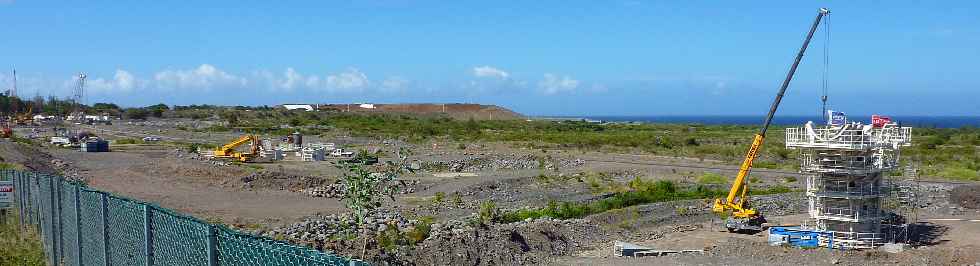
[712,8,830,232]
[213,134,261,162]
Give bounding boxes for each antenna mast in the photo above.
[73,73,87,117]
[11,68,16,99]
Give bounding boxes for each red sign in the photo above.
[0,186,11,192]
[871,115,891,127]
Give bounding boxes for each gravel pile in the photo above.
[949,184,980,210]
[424,154,585,172]
[50,158,85,183]
[260,209,413,243]
[240,171,330,191]
[410,217,599,265]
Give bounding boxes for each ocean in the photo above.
[543,115,979,128]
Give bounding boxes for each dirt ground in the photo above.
[6,120,980,265]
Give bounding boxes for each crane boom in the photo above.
[712,8,830,232]
[213,134,261,162]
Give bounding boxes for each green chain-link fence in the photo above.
[3,169,366,266]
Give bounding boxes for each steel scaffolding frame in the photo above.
[787,122,911,249]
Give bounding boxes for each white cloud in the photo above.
[86,69,139,93]
[153,64,247,91]
[381,76,409,92]
[325,68,369,91]
[539,73,579,94]
[472,66,509,79]
[280,67,304,90]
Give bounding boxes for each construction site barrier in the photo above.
[2,169,366,266]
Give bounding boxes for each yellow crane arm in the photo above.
[220,135,254,151]
[712,8,829,226]
[712,134,763,218]
[214,135,258,158]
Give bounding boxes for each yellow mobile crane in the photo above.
[213,134,261,162]
[712,8,830,233]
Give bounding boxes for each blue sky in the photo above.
[1,1,978,116]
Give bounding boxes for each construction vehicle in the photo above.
[213,135,261,162]
[712,8,830,233]
[14,106,34,126]
[1,118,11,138]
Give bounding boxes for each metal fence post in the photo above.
[101,192,110,266]
[75,185,83,266]
[207,225,218,266]
[144,204,154,266]
[49,175,60,266]
[17,171,26,233]
[32,173,39,228]
[56,177,65,264]
[22,172,30,229]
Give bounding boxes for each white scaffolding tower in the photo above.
[786,121,911,249]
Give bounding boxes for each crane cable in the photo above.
[821,13,831,119]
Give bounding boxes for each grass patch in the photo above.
[113,138,144,145]
[0,210,46,265]
[498,179,792,223]
[937,167,979,181]
[697,172,728,185]
[0,162,22,171]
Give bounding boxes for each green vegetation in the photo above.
[142,106,979,181]
[906,127,980,181]
[113,138,144,145]
[478,200,499,225]
[497,179,792,223]
[10,97,973,181]
[0,162,21,171]
[432,192,445,204]
[451,192,464,207]
[175,142,217,153]
[10,135,35,146]
[697,172,728,185]
[376,216,436,251]
[0,210,46,265]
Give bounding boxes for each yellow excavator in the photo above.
[712,8,829,233]
[213,134,261,162]
[14,105,34,126]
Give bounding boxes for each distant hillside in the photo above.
[316,103,524,120]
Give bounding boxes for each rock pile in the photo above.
[50,159,85,183]
[240,171,329,191]
[261,210,413,243]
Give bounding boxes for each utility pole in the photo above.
[11,68,16,99]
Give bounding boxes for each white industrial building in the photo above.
[282,104,315,111]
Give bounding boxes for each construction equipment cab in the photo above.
[712,8,829,233]
[213,134,261,162]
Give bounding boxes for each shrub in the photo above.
[684,137,700,146]
[432,192,445,204]
[405,216,435,245]
[451,192,464,206]
[478,200,498,224]
[114,138,141,145]
[782,176,798,183]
